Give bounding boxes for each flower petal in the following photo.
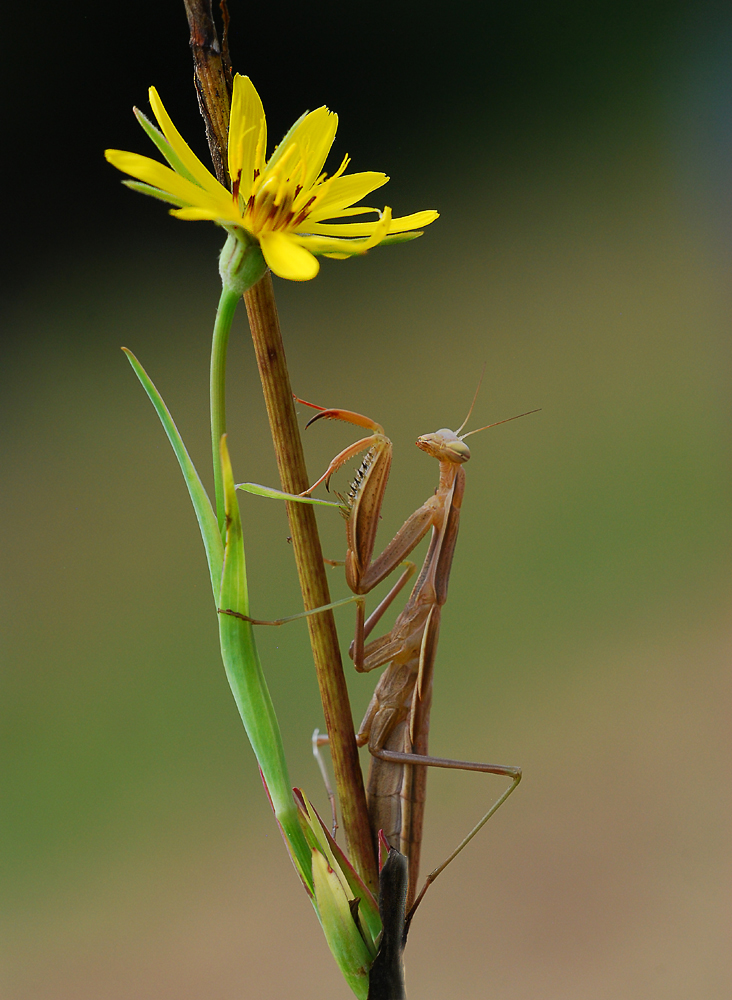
[308,172,389,220]
[293,235,376,254]
[106,149,236,218]
[295,207,392,256]
[320,206,381,218]
[170,206,240,223]
[303,220,381,237]
[303,208,439,237]
[259,231,320,281]
[386,209,440,233]
[266,106,338,191]
[228,75,266,199]
[148,87,227,199]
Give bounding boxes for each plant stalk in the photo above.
[244,274,377,892]
[182,0,232,186]
[210,283,239,535]
[183,0,377,893]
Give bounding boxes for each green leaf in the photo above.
[238,481,347,511]
[122,348,223,598]
[218,436,313,888]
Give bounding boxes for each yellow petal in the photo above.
[303,208,439,237]
[170,206,240,223]
[148,87,227,200]
[259,231,320,281]
[386,209,440,233]
[321,206,381,218]
[228,75,266,198]
[307,172,389,220]
[294,209,391,256]
[294,234,372,254]
[303,220,381,237]
[298,108,339,190]
[266,106,338,191]
[105,149,234,218]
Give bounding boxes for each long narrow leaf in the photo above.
[218,435,313,886]
[123,348,223,597]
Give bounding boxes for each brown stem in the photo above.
[244,274,377,892]
[182,0,378,892]
[182,0,232,186]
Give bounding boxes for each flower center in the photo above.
[234,144,319,236]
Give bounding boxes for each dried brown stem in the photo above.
[244,275,377,891]
[182,0,378,892]
[183,0,232,186]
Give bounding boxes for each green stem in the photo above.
[212,233,268,537]
[210,282,239,536]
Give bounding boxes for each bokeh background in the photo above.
[2,2,731,997]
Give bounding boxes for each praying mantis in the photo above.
[229,384,537,926]
[297,389,536,919]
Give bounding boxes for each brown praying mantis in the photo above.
[227,383,537,927]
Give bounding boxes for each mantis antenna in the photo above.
[455,363,540,439]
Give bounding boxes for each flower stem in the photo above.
[210,283,239,535]
[244,273,378,894]
[212,234,268,536]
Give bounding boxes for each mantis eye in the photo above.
[449,439,471,461]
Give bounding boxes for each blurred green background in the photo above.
[2,2,730,997]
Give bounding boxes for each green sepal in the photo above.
[122,348,223,598]
[133,106,199,186]
[295,789,381,952]
[217,435,312,886]
[237,482,347,511]
[122,180,188,208]
[312,851,373,1000]
[218,232,268,298]
[377,230,423,246]
[322,231,424,261]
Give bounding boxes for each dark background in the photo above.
[2,2,731,998]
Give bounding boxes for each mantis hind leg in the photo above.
[369,745,522,937]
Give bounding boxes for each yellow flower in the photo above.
[105,75,439,281]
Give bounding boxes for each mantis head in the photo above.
[416,367,540,465]
[416,428,472,463]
